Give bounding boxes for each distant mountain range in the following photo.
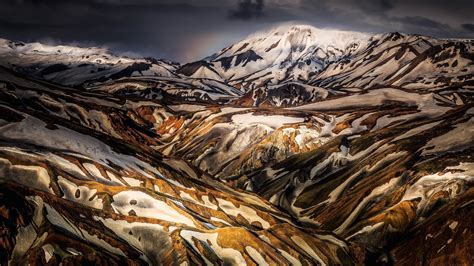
[2,25,473,107]
[0,24,473,265]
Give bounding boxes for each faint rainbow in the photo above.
[182,32,239,63]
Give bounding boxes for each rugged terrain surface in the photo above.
[0,25,473,265]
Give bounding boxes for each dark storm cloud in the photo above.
[398,16,448,30]
[298,0,473,38]
[391,16,454,37]
[0,0,229,61]
[461,23,474,33]
[0,0,473,62]
[355,0,394,14]
[229,0,265,20]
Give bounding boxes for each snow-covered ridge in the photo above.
[0,38,179,86]
[0,38,140,65]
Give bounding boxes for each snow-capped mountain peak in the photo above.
[179,24,371,90]
[220,24,370,56]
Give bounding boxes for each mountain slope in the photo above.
[0,67,358,265]
[311,33,474,91]
[229,87,473,262]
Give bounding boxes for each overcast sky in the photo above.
[1,0,473,62]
